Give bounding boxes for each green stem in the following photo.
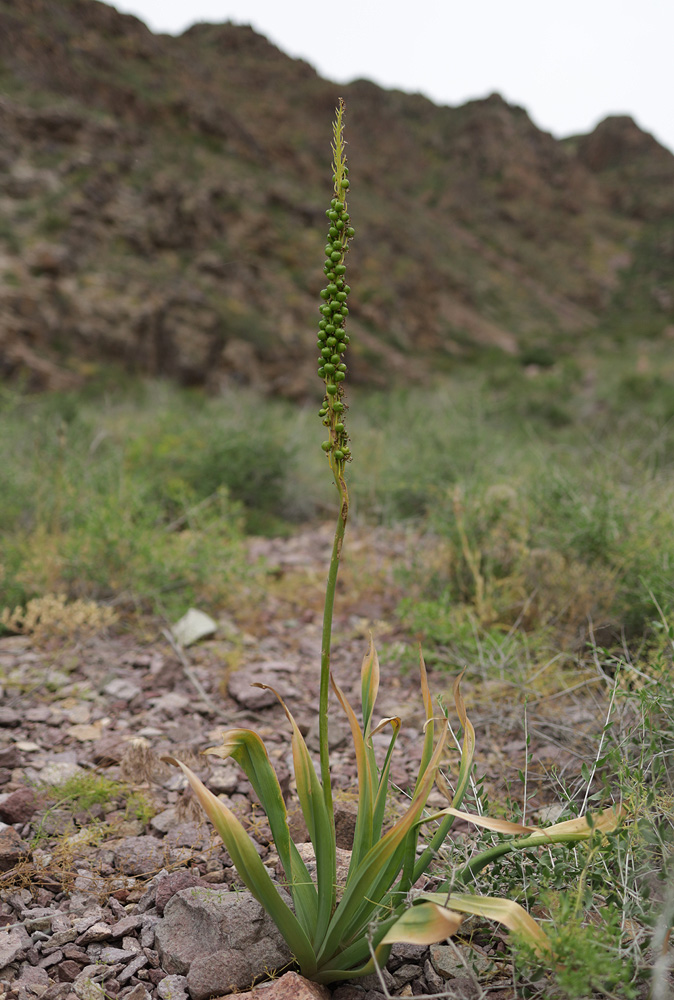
[320,470,349,813]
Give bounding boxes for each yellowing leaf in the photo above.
[428,805,538,836]
[421,892,551,957]
[380,901,463,946]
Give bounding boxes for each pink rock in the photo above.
[0,786,39,824]
[238,971,330,999]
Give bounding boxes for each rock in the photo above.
[117,954,148,984]
[0,826,30,870]
[429,942,494,979]
[150,808,177,834]
[121,986,150,1000]
[108,916,143,939]
[76,922,112,945]
[154,871,211,916]
[227,673,278,710]
[0,746,23,767]
[113,837,166,875]
[155,887,292,997]
[103,679,141,702]
[165,822,211,852]
[149,693,190,716]
[171,610,217,648]
[38,762,82,786]
[333,799,358,850]
[239,971,330,999]
[18,965,50,989]
[57,960,84,982]
[156,974,188,1000]
[120,987,149,1000]
[0,926,31,969]
[0,707,21,726]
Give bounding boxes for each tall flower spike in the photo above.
[318,98,355,476]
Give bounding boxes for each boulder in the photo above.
[155,886,292,997]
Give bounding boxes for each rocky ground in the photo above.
[0,525,610,999]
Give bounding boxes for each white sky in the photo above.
[105,0,674,154]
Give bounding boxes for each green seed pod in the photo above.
[324,259,333,269]
[340,178,349,188]
[334,372,345,382]
[335,200,345,211]
[346,226,355,237]
[336,291,347,302]
[334,264,346,275]
[335,423,345,433]
[319,319,327,329]
[330,301,342,312]
[324,245,333,256]
[321,305,331,316]
[326,384,338,395]
[337,342,347,353]
[324,363,336,373]
[343,284,351,294]
[330,251,341,262]
[327,336,337,347]
[329,227,338,238]
[333,327,345,339]
[338,363,347,371]
[331,354,340,364]
[341,306,349,315]
[334,449,344,460]
[318,367,326,377]
[341,211,350,221]
[321,347,332,358]
[325,323,335,333]
[331,197,339,208]
[342,446,351,456]
[320,289,330,300]
[328,210,338,220]
[321,440,331,451]
[333,401,344,412]
[335,219,345,230]
[318,407,327,416]
[327,284,338,294]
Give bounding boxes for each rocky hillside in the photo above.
[1,0,674,395]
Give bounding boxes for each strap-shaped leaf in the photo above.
[451,671,476,810]
[370,715,401,841]
[203,728,317,933]
[360,636,380,735]
[331,674,375,871]
[256,685,337,946]
[412,671,476,884]
[419,891,551,957]
[162,755,317,975]
[380,900,464,945]
[412,649,435,795]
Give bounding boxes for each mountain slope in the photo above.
[1,0,673,394]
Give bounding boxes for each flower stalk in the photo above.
[317,97,355,809]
